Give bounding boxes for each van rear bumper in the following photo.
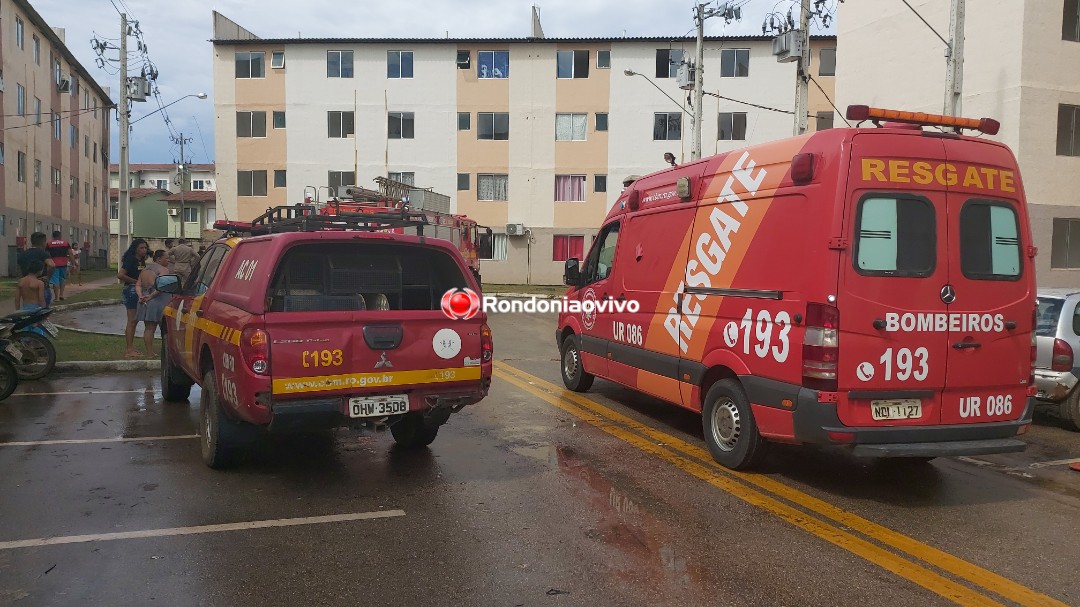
[851,438,1027,457]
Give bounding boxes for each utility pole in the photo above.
[793,0,811,135]
[117,12,130,267]
[692,3,706,161]
[943,0,965,116]
[172,132,193,239]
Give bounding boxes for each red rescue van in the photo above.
[556,106,1037,470]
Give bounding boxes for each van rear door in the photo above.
[941,140,1032,424]
[837,134,950,426]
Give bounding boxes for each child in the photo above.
[15,260,47,311]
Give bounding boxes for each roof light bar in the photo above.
[845,105,1000,135]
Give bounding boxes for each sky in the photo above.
[32,0,838,166]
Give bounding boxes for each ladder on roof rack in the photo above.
[247,205,430,235]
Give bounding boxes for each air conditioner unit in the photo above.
[505,223,525,236]
[57,76,71,93]
[167,208,180,216]
[676,62,695,90]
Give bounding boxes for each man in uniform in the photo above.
[169,238,199,286]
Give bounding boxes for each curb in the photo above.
[55,360,160,374]
[50,299,118,313]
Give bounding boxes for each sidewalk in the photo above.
[0,274,118,315]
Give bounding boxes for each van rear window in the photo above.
[853,195,935,277]
[267,242,468,312]
[959,200,1021,280]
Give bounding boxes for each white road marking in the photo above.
[8,390,149,397]
[0,510,406,550]
[0,435,198,447]
[1028,457,1080,469]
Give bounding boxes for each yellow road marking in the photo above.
[494,361,1067,607]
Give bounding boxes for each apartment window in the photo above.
[192,180,207,190]
[387,50,414,78]
[478,112,509,140]
[458,112,471,130]
[15,18,24,50]
[457,173,470,191]
[181,207,198,223]
[595,175,607,193]
[1064,0,1080,41]
[34,159,41,187]
[33,35,40,64]
[456,50,471,69]
[1052,218,1080,268]
[155,179,168,190]
[327,50,354,78]
[70,176,78,198]
[328,171,355,190]
[34,98,41,126]
[553,235,585,262]
[818,48,836,76]
[388,112,415,139]
[719,112,747,140]
[555,175,587,201]
[273,111,286,129]
[653,112,682,140]
[595,113,608,132]
[479,233,508,261]
[236,111,267,137]
[17,153,26,183]
[655,49,684,78]
[53,114,61,140]
[235,52,265,78]
[328,111,355,138]
[478,51,509,79]
[84,135,90,157]
[110,203,119,220]
[597,50,611,69]
[52,167,61,192]
[70,125,77,148]
[720,49,750,77]
[557,50,589,78]
[85,182,90,205]
[1058,104,1080,156]
[816,111,835,131]
[17,85,25,116]
[478,174,509,201]
[0,144,3,165]
[388,172,415,185]
[205,209,217,230]
[237,170,268,196]
[555,113,587,141]
[271,51,285,69]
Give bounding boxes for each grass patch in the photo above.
[54,329,156,362]
[483,283,567,297]
[58,284,124,306]
[0,268,120,299]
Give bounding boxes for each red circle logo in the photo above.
[441,288,480,320]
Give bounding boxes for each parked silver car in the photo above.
[1034,289,1080,430]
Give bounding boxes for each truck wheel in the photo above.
[1060,389,1080,432]
[702,379,768,470]
[560,335,594,392]
[390,412,440,448]
[161,338,192,402]
[200,370,245,468]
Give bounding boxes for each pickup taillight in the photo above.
[241,328,270,375]
[1052,338,1073,372]
[802,302,839,392]
[481,323,493,362]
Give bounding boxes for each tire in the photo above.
[560,334,594,392]
[161,338,193,402]
[701,379,769,471]
[13,332,56,381]
[0,356,19,401]
[1059,388,1080,432]
[390,411,440,448]
[200,370,246,469]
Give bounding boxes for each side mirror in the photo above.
[564,258,582,287]
[156,274,181,294]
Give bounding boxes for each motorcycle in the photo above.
[0,308,58,380]
[0,331,23,401]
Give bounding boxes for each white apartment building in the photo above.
[837,0,1080,287]
[1,0,112,275]
[109,163,216,194]
[211,12,837,284]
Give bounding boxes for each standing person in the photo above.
[118,238,150,358]
[135,250,172,357]
[70,241,83,285]
[170,238,199,287]
[46,231,73,301]
[14,260,47,311]
[18,233,56,308]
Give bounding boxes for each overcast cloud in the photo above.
[32,0,836,165]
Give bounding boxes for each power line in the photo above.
[1,106,99,131]
[809,75,851,127]
[192,115,212,163]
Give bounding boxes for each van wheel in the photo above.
[200,370,245,469]
[161,339,192,402]
[702,379,768,470]
[561,335,594,392]
[391,412,440,448]
[1059,389,1080,432]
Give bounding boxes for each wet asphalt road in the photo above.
[2,312,1080,606]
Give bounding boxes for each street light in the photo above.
[117,92,207,267]
[624,69,694,162]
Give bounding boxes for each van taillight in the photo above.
[1052,338,1073,372]
[803,303,839,392]
[241,328,270,375]
[481,323,493,362]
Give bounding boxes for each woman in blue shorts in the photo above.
[117,239,149,357]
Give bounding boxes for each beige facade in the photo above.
[212,13,836,284]
[0,0,112,275]
[837,0,1080,287]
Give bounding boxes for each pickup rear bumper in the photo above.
[265,388,486,433]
